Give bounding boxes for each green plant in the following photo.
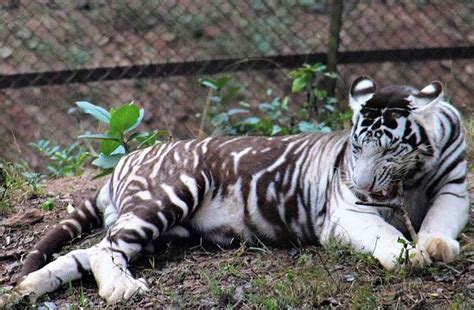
[205,86,333,137]
[289,63,337,119]
[199,75,242,137]
[41,198,55,211]
[75,101,166,175]
[350,286,377,309]
[30,140,90,177]
[396,237,417,266]
[0,161,45,213]
[5,162,44,196]
[289,63,352,130]
[201,64,349,137]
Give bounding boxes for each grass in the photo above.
[464,116,474,168]
[0,161,45,215]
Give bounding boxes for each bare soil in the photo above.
[0,171,473,308]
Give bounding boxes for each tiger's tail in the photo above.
[18,197,102,280]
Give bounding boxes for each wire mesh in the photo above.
[0,0,472,167]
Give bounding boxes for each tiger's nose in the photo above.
[354,176,376,193]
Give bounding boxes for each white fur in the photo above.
[90,239,148,303]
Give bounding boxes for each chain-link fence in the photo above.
[0,0,472,167]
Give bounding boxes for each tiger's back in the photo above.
[104,131,349,247]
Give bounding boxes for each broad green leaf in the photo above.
[320,126,332,133]
[129,130,166,149]
[111,145,126,155]
[92,168,114,179]
[110,104,140,133]
[76,101,111,123]
[215,76,232,89]
[137,134,157,149]
[324,72,338,79]
[259,102,273,112]
[125,108,144,133]
[314,64,327,72]
[128,131,150,141]
[298,121,319,133]
[226,108,249,116]
[78,133,121,141]
[92,154,123,169]
[291,76,308,93]
[241,117,260,125]
[221,86,240,103]
[100,130,123,155]
[315,89,328,100]
[325,104,336,112]
[100,140,122,156]
[271,125,282,136]
[211,113,229,126]
[200,79,218,90]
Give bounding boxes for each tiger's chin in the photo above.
[352,184,399,203]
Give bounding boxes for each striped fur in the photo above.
[14,77,469,304]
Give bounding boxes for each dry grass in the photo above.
[465,117,474,167]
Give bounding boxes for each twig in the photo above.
[356,182,418,242]
[198,88,213,139]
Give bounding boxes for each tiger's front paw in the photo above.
[417,233,460,262]
[97,275,149,304]
[377,244,431,271]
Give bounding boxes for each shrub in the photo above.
[75,101,166,176]
[30,140,90,177]
[200,63,351,137]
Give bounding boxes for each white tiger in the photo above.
[7,76,469,304]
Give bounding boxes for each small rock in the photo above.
[344,274,355,282]
[287,248,299,258]
[38,301,57,310]
[233,285,245,302]
[0,225,5,236]
[6,261,21,274]
[0,47,12,59]
[433,274,454,282]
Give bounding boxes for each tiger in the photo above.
[9,76,470,304]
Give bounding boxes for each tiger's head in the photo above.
[348,76,443,201]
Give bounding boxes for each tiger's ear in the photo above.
[411,81,444,111]
[349,76,376,120]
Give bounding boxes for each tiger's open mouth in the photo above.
[369,186,399,201]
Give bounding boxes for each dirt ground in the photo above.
[0,171,473,309]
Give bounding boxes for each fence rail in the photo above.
[0,0,472,167]
[1,46,472,90]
